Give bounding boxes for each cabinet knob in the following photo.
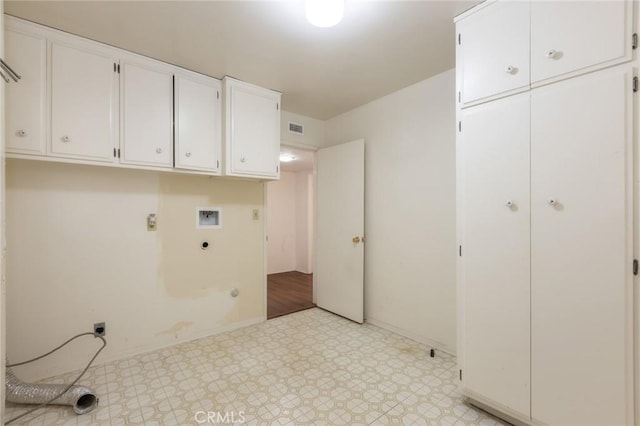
[185,152,191,157]
[61,136,70,143]
[546,49,560,59]
[505,66,517,74]
[506,200,514,208]
[548,198,558,206]
[156,148,163,154]
[240,157,246,163]
[17,130,26,137]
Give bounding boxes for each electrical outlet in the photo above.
[93,322,106,337]
[147,213,157,231]
[252,209,259,220]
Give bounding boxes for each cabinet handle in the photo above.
[17,130,26,137]
[548,198,558,206]
[156,148,163,154]
[61,136,70,143]
[240,157,246,163]
[185,152,191,157]
[505,66,517,74]
[546,49,560,59]
[506,200,514,208]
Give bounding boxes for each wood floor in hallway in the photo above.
[267,271,315,319]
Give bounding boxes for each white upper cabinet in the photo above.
[5,27,46,155]
[456,0,632,106]
[120,57,173,168]
[223,77,281,179]
[456,1,530,107]
[5,16,277,179]
[175,72,221,173]
[50,41,118,162]
[531,0,632,85]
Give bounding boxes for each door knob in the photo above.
[505,66,517,74]
[17,130,26,137]
[506,200,514,208]
[548,198,558,206]
[61,136,70,142]
[352,236,361,244]
[156,148,163,154]
[240,157,246,163]
[185,152,191,157]
[546,49,560,59]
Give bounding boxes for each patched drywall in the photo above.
[5,160,265,381]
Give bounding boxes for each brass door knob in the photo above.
[352,236,361,244]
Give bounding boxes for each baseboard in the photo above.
[365,317,456,356]
[102,316,265,365]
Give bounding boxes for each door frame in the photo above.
[263,142,318,320]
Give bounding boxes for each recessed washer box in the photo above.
[197,207,222,229]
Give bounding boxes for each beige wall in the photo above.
[6,159,265,381]
[281,110,325,149]
[295,171,313,274]
[325,69,457,353]
[266,170,313,275]
[1,1,6,417]
[266,171,297,274]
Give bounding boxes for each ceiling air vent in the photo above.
[288,122,304,135]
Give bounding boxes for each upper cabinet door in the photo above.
[120,59,173,168]
[175,73,221,173]
[223,77,281,179]
[5,28,46,156]
[50,42,117,162]
[531,1,632,85]
[457,1,529,107]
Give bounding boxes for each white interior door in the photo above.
[316,139,365,323]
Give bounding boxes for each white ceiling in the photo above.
[4,0,478,120]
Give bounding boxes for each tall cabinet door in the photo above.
[50,42,117,162]
[120,60,173,168]
[531,65,633,426]
[460,93,530,418]
[5,29,46,155]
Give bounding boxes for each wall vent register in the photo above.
[288,122,304,134]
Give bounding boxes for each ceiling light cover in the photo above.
[280,153,296,162]
[306,0,344,28]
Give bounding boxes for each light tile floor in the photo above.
[5,308,509,425]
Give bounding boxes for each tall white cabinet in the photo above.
[456,1,635,425]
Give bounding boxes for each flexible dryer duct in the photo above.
[5,366,98,414]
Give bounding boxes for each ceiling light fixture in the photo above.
[279,153,296,162]
[305,0,344,28]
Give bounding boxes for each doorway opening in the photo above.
[266,146,316,319]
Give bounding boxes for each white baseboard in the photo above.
[365,317,456,357]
